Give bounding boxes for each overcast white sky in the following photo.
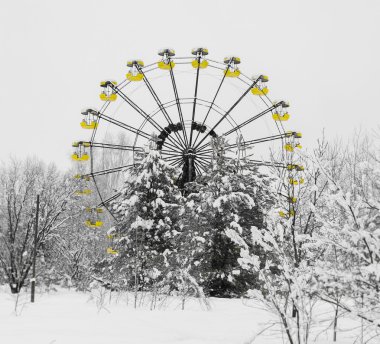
[0,0,379,169]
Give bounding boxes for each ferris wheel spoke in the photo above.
[194,163,203,176]
[136,66,187,149]
[198,133,289,155]
[94,111,151,140]
[218,155,285,168]
[168,61,189,146]
[174,162,185,173]
[96,192,122,208]
[90,102,111,143]
[189,56,201,146]
[161,141,184,154]
[194,160,206,174]
[160,148,183,156]
[236,134,288,149]
[91,142,145,152]
[90,176,116,220]
[239,158,286,168]
[169,158,185,169]
[162,155,183,163]
[223,103,283,137]
[85,164,136,178]
[161,153,182,160]
[111,85,184,151]
[192,63,230,147]
[195,155,211,165]
[194,78,260,150]
[195,158,209,172]
[195,151,213,158]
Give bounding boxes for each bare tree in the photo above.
[0,158,76,293]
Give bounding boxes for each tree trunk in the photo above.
[9,282,22,294]
[333,302,338,342]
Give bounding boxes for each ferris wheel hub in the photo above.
[183,148,196,157]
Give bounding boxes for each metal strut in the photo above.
[169,59,189,147]
[110,85,184,152]
[192,60,231,147]
[194,78,260,150]
[189,56,201,147]
[135,64,187,149]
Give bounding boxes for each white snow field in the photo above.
[0,287,364,344]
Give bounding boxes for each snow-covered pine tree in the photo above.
[100,150,183,295]
[183,139,276,297]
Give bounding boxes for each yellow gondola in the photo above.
[73,174,91,181]
[99,80,117,102]
[287,164,304,171]
[157,60,175,70]
[192,59,208,69]
[107,247,118,255]
[85,220,103,228]
[285,131,302,138]
[225,69,241,78]
[251,86,269,96]
[80,120,98,129]
[84,207,104,228]
[284,143,294,152]
[126,72,144,82]
[85,207,103,213]
[71,153,90,161]
[284,142,302,152]
[251,75,269,95]
[75,189,92,196]
[99,93,117,102]
[223,56,241,77]
[273,112,290,121]
[279,209,295,218]
[289,178,305,185]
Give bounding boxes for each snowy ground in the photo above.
[0,287,365,344]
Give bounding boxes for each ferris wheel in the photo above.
[72,48,304,228]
